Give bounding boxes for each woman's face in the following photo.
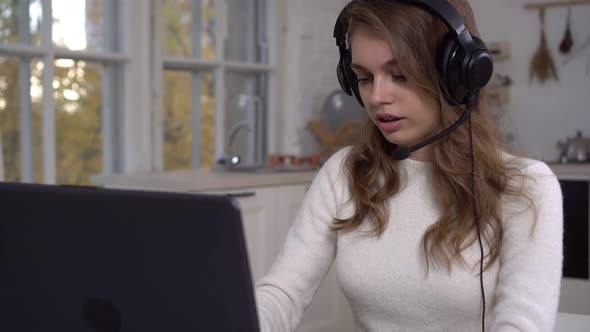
[349,26,439,161]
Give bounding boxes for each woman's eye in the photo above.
[392,75,407,82]
[356,77,371,85]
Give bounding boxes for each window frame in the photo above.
[0,0,284,182]
[0,0,129,184]
[153,0,279,171]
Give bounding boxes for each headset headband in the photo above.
[334,0,474,53]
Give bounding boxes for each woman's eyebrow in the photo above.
[350,58,399,72]
[350,63,369,72]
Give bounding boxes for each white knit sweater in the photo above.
[255,147,563,332]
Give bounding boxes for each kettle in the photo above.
[557,131,590,163]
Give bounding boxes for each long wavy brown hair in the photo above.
[332,0,536,272]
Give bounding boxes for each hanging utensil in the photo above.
[563,34,590,65]
[559,7,574,54]
[530,8,560,83]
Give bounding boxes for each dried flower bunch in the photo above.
[529,8,559,83]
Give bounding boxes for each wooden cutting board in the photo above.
[308,120,363,156]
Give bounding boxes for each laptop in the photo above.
[0,181,260,332]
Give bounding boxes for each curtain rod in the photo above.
[525,0,590,10]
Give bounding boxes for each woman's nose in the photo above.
[368,77,394,106]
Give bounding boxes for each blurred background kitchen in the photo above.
[0,0,589,331]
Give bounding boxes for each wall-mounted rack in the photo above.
[524,0,590,10]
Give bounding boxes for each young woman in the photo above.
[255,1,563,331]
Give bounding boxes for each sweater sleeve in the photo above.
[254,149,349,332]
[490,161,564,332]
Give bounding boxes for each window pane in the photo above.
[54,60,102,185]
[0,0,42,46]
[163,70,215,170]
[0,56,43,182]
[225,0,268,63]
[0,57,22,181]
[52,0,106,51]
[225,71,267,166]
[163,0,215,59]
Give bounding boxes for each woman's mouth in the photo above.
[376,114,405,132]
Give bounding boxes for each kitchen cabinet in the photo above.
[200,184,355,332]
[200,184,307,281]
[560,179,589,280]
[557,176,590,315]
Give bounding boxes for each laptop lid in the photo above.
[0,182,260,332]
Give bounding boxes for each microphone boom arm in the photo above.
[391,94,478,160]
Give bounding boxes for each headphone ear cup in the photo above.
[437,33,467,105]
[437,34,494,105]
[339,49,365,107]
[349,81,364,108]
[466,36,493,91]
[337,59,352,96]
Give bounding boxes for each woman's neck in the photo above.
[407,145,432,162]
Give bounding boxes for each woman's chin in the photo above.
[382,132,410,146]
[381,130,430,148]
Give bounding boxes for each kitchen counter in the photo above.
[91,168,318,192]
[555,312,590,332]
[90,162,590,193]
[547,162,590,179]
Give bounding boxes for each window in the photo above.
[0,0,276,184]
[0,0,126,184]
[159,0,273,170]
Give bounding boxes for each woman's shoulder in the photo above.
[501,151,555,177]
[320,146,353,173]
[500,151,560,193]
[303,147,352,204]
[310,147,353,189]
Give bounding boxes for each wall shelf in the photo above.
[524,0,590,10]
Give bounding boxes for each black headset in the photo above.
[333,0,493,107]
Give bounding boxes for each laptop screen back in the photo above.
[0,182,260,332]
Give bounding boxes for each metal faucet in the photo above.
[216,93,261,167]
[222,120,252,166]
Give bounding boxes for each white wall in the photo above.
[279,0,348,156]
[282,0,590,162]
[471,0,590,161]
